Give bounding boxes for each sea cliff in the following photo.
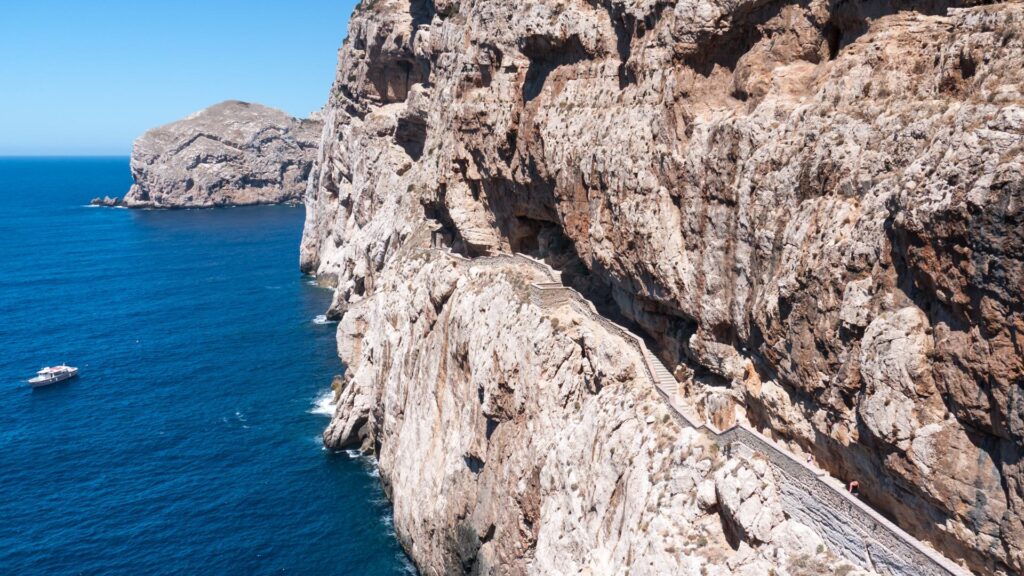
[302,1,1023,574]
[99,100,322,208]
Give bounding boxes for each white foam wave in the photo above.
[338,449,383,480]
[312,314,337,325]
[363,454,381,477]
[222,412,252,430]
[310,390,337,417]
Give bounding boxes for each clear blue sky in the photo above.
[0,0,358,156]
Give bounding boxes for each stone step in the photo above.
[510,251,971,576]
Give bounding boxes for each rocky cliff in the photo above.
[326,246,868,574]
[303,0,1023,574]
[115,100,321,208]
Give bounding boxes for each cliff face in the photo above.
[325,248,866,574]
[303,0,1023,574]
[121,101,321,208]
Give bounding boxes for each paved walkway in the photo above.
[521,267,971,576]
[423,245,971,576]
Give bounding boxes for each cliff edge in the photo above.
[303,0,1023,574]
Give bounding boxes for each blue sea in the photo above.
[0,158,412,575]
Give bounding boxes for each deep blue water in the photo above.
[0,158,411,575]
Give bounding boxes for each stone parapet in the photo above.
[520,260,970,576]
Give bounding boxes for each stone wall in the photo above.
[527,275,971,576]
[721,426,969,576]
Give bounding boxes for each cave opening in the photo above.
[520,34,591,102]
[395,115,427,160]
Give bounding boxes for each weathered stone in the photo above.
[303,0,1024,573]
[124,100,322,208]
[324,249,860,574]
[715,455,785,545]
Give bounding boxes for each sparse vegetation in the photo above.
[787,553,832,576]
[834,565,856,576]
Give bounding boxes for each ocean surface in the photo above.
[0,158,412,575]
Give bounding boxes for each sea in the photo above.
[0,158,413,575]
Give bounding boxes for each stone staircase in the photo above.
[419,245,971,576]
[647,351,678,395]
[516,265,970,576]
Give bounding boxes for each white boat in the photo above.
[28,365,79,388]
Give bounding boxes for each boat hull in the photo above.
[28,370,78,388]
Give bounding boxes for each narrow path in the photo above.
[422,244,971,576]
[521,267,971,576]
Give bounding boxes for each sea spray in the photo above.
[311,389,338,416]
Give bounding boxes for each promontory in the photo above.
[301,0,1024,575]
[97,100,322,208]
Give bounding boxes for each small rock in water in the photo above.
[90,196,123,207]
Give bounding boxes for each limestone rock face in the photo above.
[325,249,858,575]
[123,101,322,208]
[715,455,785,545]
[303,0,1024,574]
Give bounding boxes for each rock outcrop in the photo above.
[89,196,123,207]
[326,247,864,574]
[302,0,1023,574]
[120,100,321,208]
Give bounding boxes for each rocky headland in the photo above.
[298,0,1023,574]
[94,100,322,208]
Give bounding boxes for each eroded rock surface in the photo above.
[326,248,862,575]
[303,0,1024,574]
[122,100,322,208]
